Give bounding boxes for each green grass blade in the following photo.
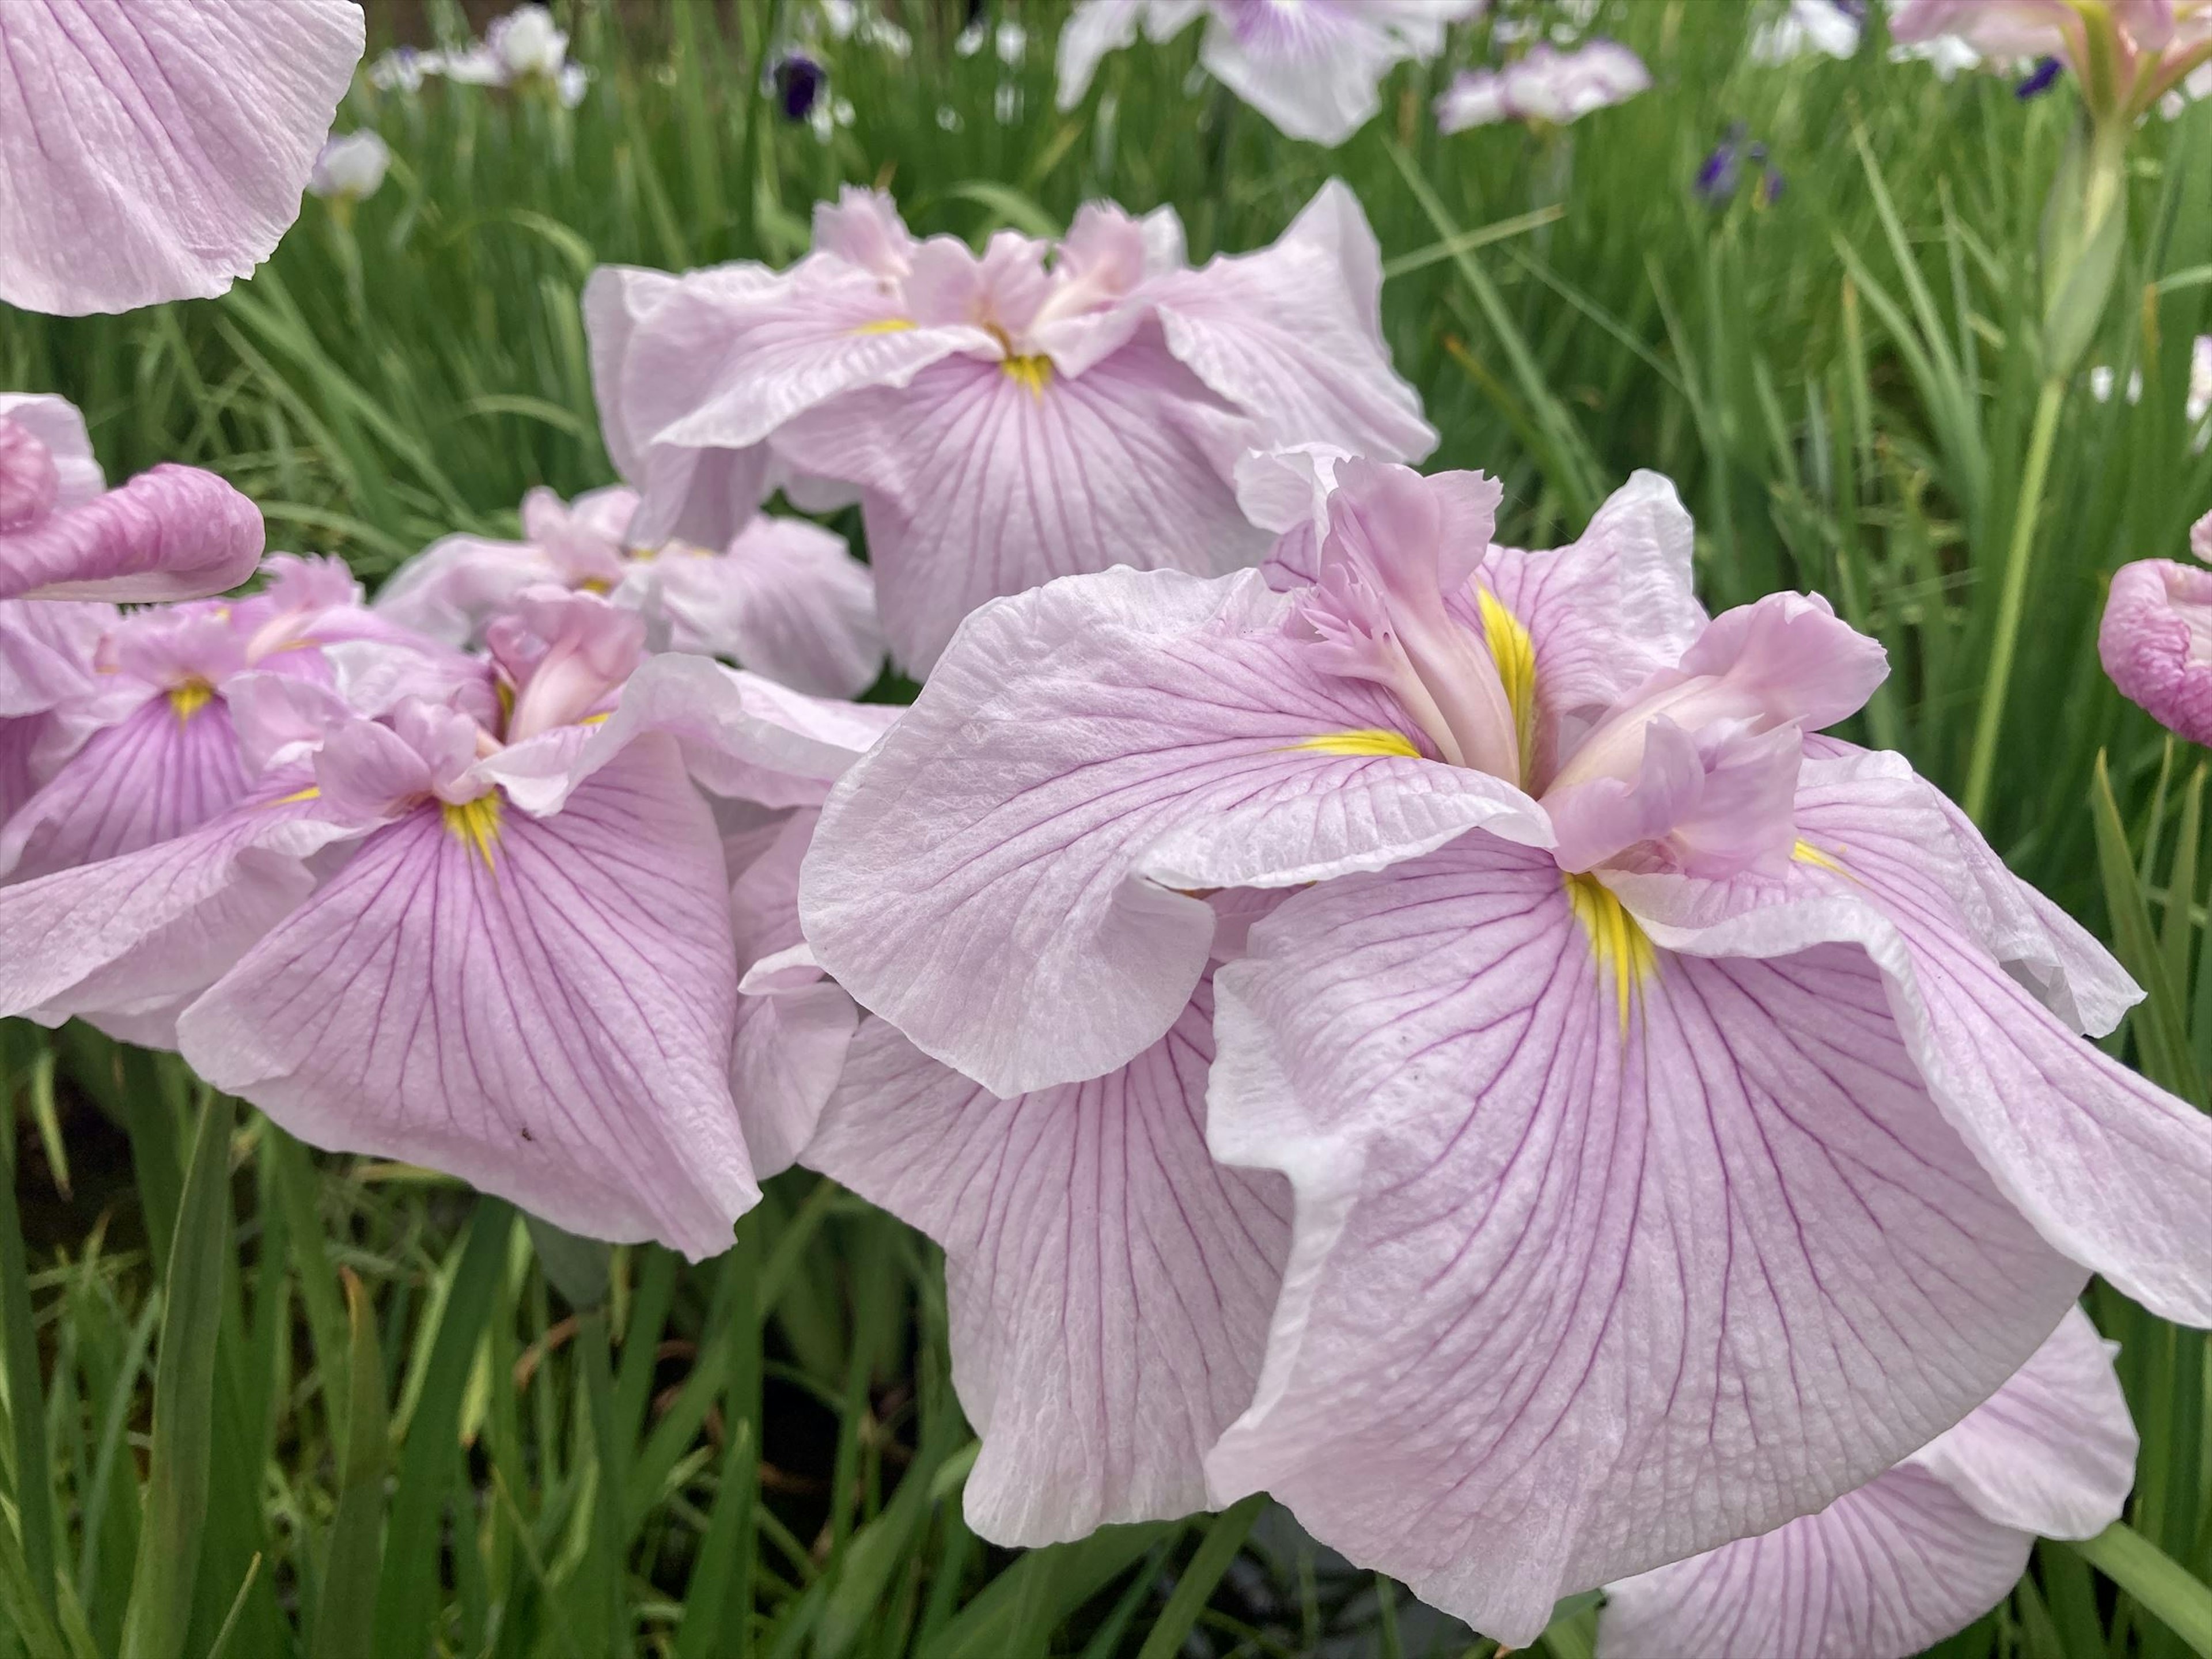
[0,1088,57,1630]
[118,1093,234,1659]
[1132,1495,1266,1659]
[2069,1521,2212,1657]
[313,1270,391,1659]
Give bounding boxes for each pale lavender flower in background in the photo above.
[1435,39,1652,131]
[799,455,2212,1643]
[585,181,1434,671]
[0,0,363,316]
[383,6,591,108]
[308,132,392,204]
[1599,1308,2137,1659]
[1057,0,1485,145]
[375,485,884,698]
[0,393,263,604]
[1750,0,1864,64]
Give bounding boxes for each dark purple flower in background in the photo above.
[771,52,826,122]
[1696,123,1785,208]
[2017,55,2065,99]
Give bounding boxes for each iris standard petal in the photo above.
[177,736,756,1260]
[773,329,1271,673]
[800,565,1551,1097]
[1597,1308,2135,1659]
[805,979,1290,1544]
[643,516,885,698]
[1203,834,2085,1645]
[0,0,364,315]
[0,461,264,602]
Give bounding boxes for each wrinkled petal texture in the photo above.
[1205,833,2085,1645]
[1,691,248,882]
[1599,1309,2135,1659]
[800,566,1550,1097]
[0,0,365,315]
[775,328,1272,673]
[805,982,1291,1543]
[371,533,563,648]
[2099,558,2212,746]
[646,516,885,698]
[1145,180,1434,464]
[177,736,757,1259]
[0,462,263,602]
[1619,751,2212,1325]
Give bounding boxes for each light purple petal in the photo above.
[1146,180,1435,462]
[372,532,565,647]
[1597,1308,2134,1659]
[1194,2,1478,145]
[0,461,264,602]
[0,781,358,1045]
[773,328,1271,673]
[0,688,249,881]
[1203,834,2085,1645]
[177,736,755,1259]
[0,0,365,315]
[804,979,1290,1542]
[1616,753,2212,1325]
[800,565,1551,1097]
[639,516,884,698]
[0,597,108,718]
[0,395,104,509]
[2100,558,2212,745]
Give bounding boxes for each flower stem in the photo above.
[1963,375,2067,825]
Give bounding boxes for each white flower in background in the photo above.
[369,46,436,93]
[1058,0,1486,146]
[1751,0,1863,65]
[307,131,391,202]
[858,14,914,57]
[956,20,987,55]
[997,20,1029,62]
[2090,365,2145,405]
[1893,31,1984,77]
[1437,37,1651,130]
[2161,57,2212,118]
[373,6,587,103]
[2190,335,2212,426]
[820,0,859,40]
[488,3,567,79]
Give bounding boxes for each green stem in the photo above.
[1963,376,2067,824]
[2066,1521,2212,1658]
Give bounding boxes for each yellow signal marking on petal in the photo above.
[1565,872,1657,1033]
[1001,354,1053,397]
[268,785,321,806]
[1793,839,1847,875]
[168,680,215,722]
[1475,587,1537,782]
[1288,729,1423,759]
[853,317,916,335]
[443,794,503,871]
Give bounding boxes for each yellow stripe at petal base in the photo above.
[1476,588,1537,781]
[853,317,916,335]
[1289,729,1423,759]
[1793,838,1846,875]
[444,794,503,870]
[1001,354,1052,397]
[168,680,215,722]
[1565,872,1657,1033]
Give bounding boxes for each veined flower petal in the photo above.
[638,516,884,697]
[0,461,264,603]
[178,736,756,1260]
[1203,833,2085,1645]
[0,0,364,315]
[800,565,1551,1097]
[804,978,1290,1543]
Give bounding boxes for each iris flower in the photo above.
[585,183,1434,672]
[375,484,885,698]
[1599,1308,2136,1659]
[1434,39,1653,132]
[1892,0,2212,120]
[1055,1,1483,145]
[0,0,363,316]
[0,393,263,603]
[799,456,2212,1642]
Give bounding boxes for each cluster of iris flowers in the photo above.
[5,3,2212,1657]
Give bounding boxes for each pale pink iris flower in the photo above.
[1892,0,2212,115]
[1435,39,1653,131]
[0,0,364,316]
[2100,516,2212,741]
[585,183,1435,672]
[798,456,2211,1643]
[375,484,885,698]
[1055,1,1484,145]
[0,393,264,603]
[1599,1307,2137,1659]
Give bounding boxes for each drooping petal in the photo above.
[0,781,359,1046]
[1597,1308,2135,1659]
[1144,180,1435,463]
[0,690,249,881]
[0,462,264,602]
[800,565,1551,1097]
[177,736,755,1260]
[1193,1,1480,146]
[772,327,1271,673]
[0,0,364,315]
[1055,0,1163,109]
[805,979,1290,1543]
[1204,833,2086,1645]
[637,516,885,698]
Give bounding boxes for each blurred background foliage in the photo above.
[3,1,2212,1654]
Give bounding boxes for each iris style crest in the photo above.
[798,457,2212,1643]
[584,180,1435,672]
